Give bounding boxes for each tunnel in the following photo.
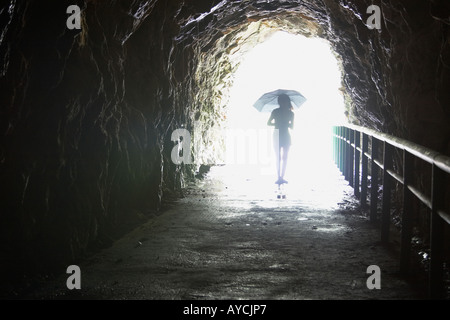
[0,0,449,300]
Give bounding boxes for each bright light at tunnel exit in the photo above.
[223,31,347,198]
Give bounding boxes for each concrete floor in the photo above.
[26,164,426,300]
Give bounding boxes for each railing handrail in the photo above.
[345,124,450,174]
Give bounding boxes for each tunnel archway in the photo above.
[0,0,448,293]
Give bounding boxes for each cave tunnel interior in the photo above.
[0,0,449,297]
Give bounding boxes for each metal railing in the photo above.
[332,124,450,299]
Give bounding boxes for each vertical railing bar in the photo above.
[343,127,348,182]
[361,133,369,207]
[348,128,352,184]
[336,127,339,166]
[430,163,445,299]
[400,150,414,274]
[340,126,343,173]
[344,127,348,180]
[370,137,379,222]
[335,126,339,167]
[337,127,340,166]
[381,142,393,243]
[354,130,361,198]
[349,129,355,188]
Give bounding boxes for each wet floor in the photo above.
[26,162,425,300]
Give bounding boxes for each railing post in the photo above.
[430,163,445,299]
[400,150,414,274]
[361,133,369,207]
[381,142,393,243]
[334,127,338,165]
[343,127,348,181]
[354,130,361,198]
[339,127,344,175]
[335,126,339,167]
[370,137,379,222]
[349,129,355,188]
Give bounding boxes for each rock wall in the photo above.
[0,0,448,285]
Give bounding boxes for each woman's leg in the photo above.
[280,145,290,181]
[273,130,282,182]
[275,146,281,181]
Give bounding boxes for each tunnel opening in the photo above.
[225,32,345,174]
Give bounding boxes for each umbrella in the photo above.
[253,89,307,113]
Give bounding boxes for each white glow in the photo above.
[223,31,348,205]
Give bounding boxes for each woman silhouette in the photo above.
[267,94,294,184]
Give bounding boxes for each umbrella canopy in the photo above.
[253,89,307,113]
